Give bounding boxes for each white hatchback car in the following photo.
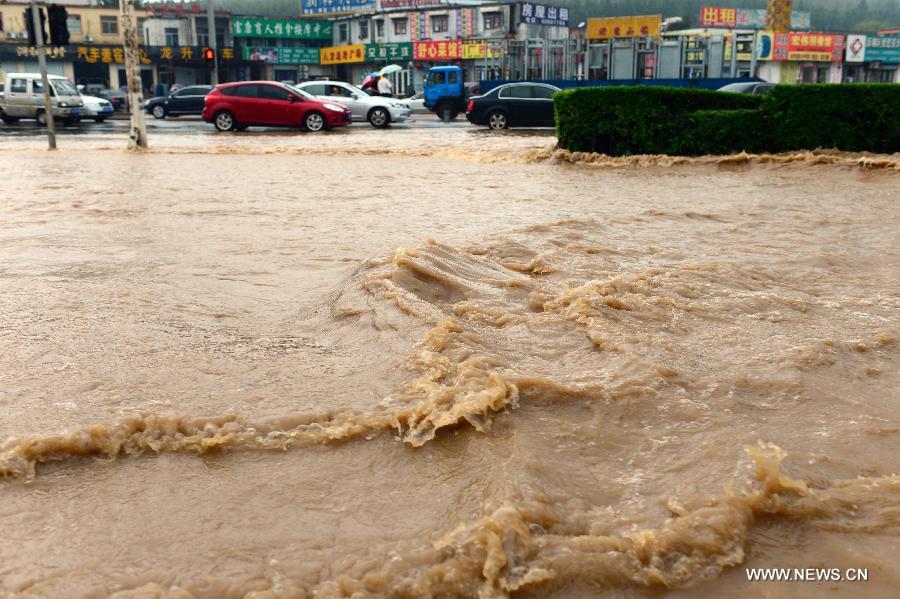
[295,80,411,128]
[79,94,115,122]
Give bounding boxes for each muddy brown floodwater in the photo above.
[0,127,899,599]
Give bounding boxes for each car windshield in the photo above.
[285,85,316,100]
[52,80,79,96]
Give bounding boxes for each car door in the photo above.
[327,83,365,121]
[184,86,212,113]
[6,77,29,117]
[232,84,264,123]
[258,84,295,126]
[498,85,532,126]
[529,85,559,127]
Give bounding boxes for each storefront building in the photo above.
[844,33,900,83]
[756,31,846,84]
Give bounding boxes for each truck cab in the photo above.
[424,65,467,122]
[0,73,84,126]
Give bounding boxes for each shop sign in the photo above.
[302,0,374,16]
[700,7,810,30]
[865,35,900,64]
[12,46,70,60]
[460,41,502,60]
[7,44,236,65]
[520,3,569,27]
[787,32,844,62]
[379,0,442,8]
[586,16,661,40]
[320,44,365,65]
[413,40,462,60]
[364,43,413,62]
[846,34,866,63]
[231,18,332,39]
[242,47,320,65]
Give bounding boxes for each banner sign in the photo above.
[461,41,502,60]
[846,34,866,63]
[364,42,413,62]
[520,3,569,27]
[5,44,237,64]
[231,18,332,39]
[379,0,441,7]
[242,47,319,64]
[302,0,374,16]
[320,44,365,65]
[413,40,462,60]
[586,16,661,40]
[865,35,900,63]
[787,32,844,62]
[700,7,810,30]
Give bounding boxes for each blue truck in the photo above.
[423,65,470,122]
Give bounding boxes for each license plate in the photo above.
[101,106,113,113]
[70,108,80,115]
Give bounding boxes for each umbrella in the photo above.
[378,64,403,76]
[361,74,377,90]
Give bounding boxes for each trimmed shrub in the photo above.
[678,109,768,155]
[554,86,763,155]
[554,84,900,156]
[763,84,900,153]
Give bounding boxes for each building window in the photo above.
[100,16,118,35]
[359,21,369,39]
[164,27,179,47]
[432,15,448,33]
[339,22,348,42]
[66,15,82,35]
[483,12,502,30]
[393,18,406,35]
[375,20,384,37]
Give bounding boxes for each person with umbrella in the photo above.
[377,74,393,98]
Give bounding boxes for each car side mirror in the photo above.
[351,93,358,99]
[289,95,299,103]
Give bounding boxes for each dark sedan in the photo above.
[145,85,213,119]
[466,82,561,130]
[99,88,128,111]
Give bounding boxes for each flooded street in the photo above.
[1,127,898,598]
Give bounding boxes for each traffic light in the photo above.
[204,48,216,67]
[48,5,70,47]
[24,6,48,47]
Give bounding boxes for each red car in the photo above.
[201,81,352,132]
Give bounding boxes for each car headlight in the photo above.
[323,103,344,112]
[58,102,69,107]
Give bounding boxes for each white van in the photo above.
[0,73,84,125]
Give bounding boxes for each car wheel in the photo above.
[36,111,48,126]
[214,110,236,132]
[94,117,106,123]
[152,105,167,119]
[487,110,509,130]
[368,107,389,128]
[305,111,326,132]
[1,115,19,125]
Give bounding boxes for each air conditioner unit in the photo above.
[5,32,17,39]
[18,32,29,39]
[84,34,94,42]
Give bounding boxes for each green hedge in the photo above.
[554,84,900,156]
[763,84,900,153]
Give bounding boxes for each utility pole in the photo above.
[120,0,147,149]
[206,0,219,85]
[29,1,56,150]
